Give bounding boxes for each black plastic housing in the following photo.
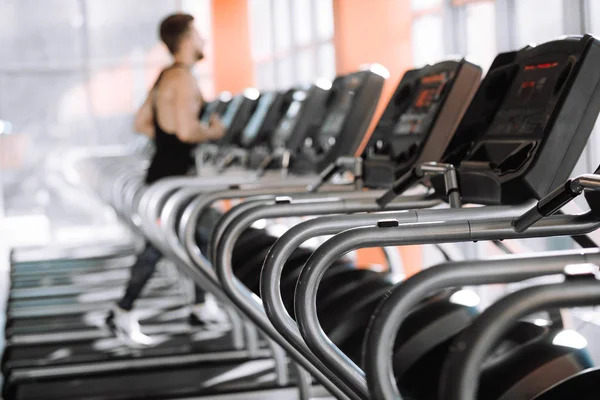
[240,90,294,149]
[362,59,482,188]
[199,97,231,125]
[302,68,386,172]
[218,92,260,146]
[436,35,600,205]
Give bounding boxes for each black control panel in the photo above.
[362,59,482,188]
[218,89,260,146]
[270,84,331,153]
[306,67,386,172]
[240,90,294,149]
[199,94,231,125]
[438,35,600,205]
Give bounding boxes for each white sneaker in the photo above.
[106,306,155,348]
[189,295,229,326]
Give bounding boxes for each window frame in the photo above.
[249,0,335,90]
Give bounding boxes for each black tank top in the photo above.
[145,65,197,184]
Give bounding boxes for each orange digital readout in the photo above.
[421,73,446,84]
[415,89,436,109]
[521,81,536,89]
[524,62,559,71]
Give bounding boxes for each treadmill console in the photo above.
[363,59,482,188]
[439,35,600,204]
[305,66,386,171]
[241,90,294,149]
[195,93,233,168]
[199,93,231,125]
[271,83,330,153]
[218,89,260,146]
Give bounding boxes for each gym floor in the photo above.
[0,170,138,392]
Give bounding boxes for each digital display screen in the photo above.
[286,101,302,118]
[220,96,243,128]
[241,94,273,145]
[514,62,560,103]
[273,98,304,145]
[321,91,355,135]
[485,56,568,138]
[393,72,449,135]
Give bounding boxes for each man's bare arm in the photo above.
[173,71,225,144]
[134,93,155,138]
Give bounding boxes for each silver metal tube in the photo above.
[293,211,600,399]
[260,202,529,397]
[208,190,400,262]
[144,175,338,244]
[176,188,391,399]
[290,361,312,400]
[363,248,600,400]
[157,186,246,350]
[212,198,436,400]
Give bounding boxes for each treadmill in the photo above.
[1,60,483,400]
[3,89,296,339]
[6,88,266,313]
[0,68,402,400]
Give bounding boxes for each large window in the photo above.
[248,0,336,90]
[411,0,497,71]
[513,0,564,48]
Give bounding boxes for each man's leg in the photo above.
[190,208,228,326]
[190,284,228,326]
[107,243,162,347]
[117,243,163,311]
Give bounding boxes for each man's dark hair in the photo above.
[159,13,194,54]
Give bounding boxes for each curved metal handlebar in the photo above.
[213,198,392,400]
[261,203,530,398]
[208,190,396,263]
[377,162,460,208]
[440,275,600,400]
[364,248,600,399]
[209,194,437,400]
[157,186,246,349]
[293,211,600,399]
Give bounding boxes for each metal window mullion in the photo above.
[495,0,515,51]
[453,4,468,56]
[563,0,585,34]
[310,0,321,80]
[583,0,595,30]
[268,0,280,88]
[78,0,100,147]
[287,0,299,86]
[442,0,456,56]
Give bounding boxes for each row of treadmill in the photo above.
[5,34,600,400]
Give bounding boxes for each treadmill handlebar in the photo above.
[377,162,461,208]
[377,169,419,208]
[255,148,292,178]
[513,173,600,233]
[307,156,363,193]
[254,154,275,178]
[217,148,249,173]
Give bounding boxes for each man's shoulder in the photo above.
[162,67,195,86]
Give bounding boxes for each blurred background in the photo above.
[0,0,600,363]
[0,0,599,248]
